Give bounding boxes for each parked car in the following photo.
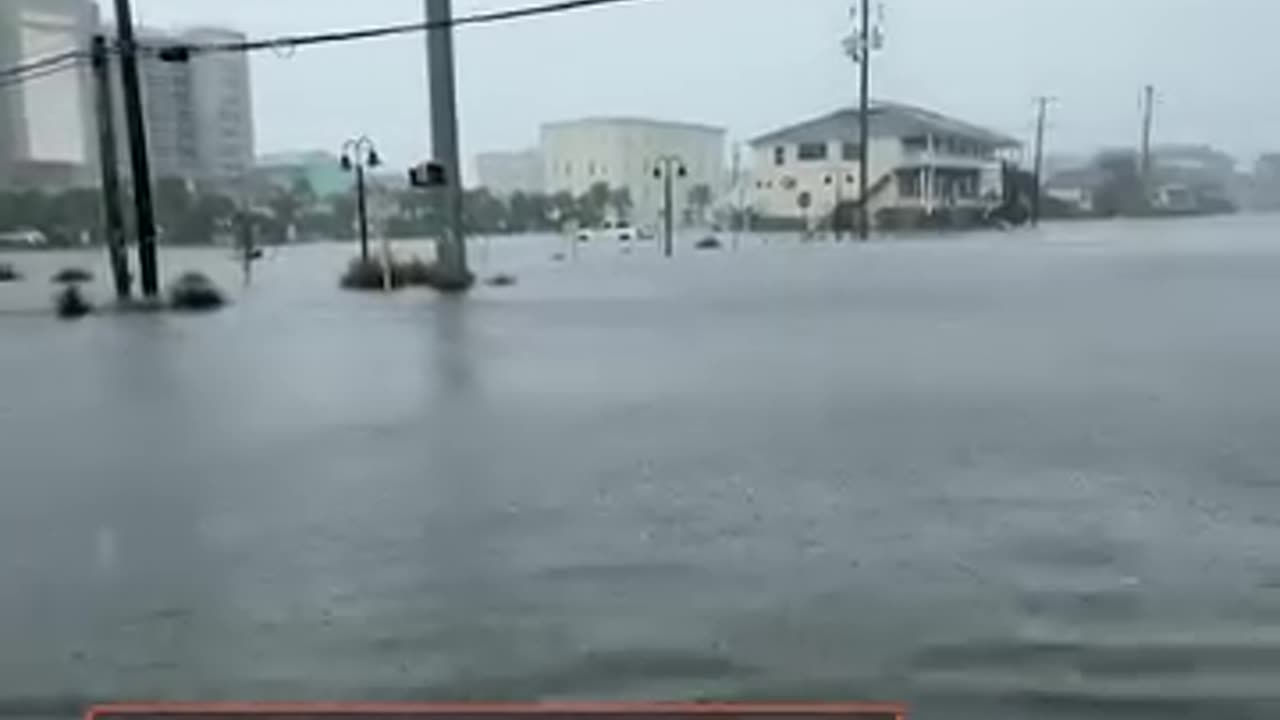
[0,229,48,247]
[575,220,638,244]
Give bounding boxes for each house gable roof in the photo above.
[751,102,1020,148]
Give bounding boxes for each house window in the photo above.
[797,142,828,161]
[588,161,596,176]
[564,162,572,176]
[774,146,786,166]
[842,142,861,161]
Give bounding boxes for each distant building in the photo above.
[1044,167,1102,214]
[749,102,1019,228]
[0,0,98,190]
[110,24,256,189]
[1253,153,1280,210]
[475,148,543,196]
[541,117,726,229]
[253,150,349,198]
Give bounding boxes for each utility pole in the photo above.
[845,0,882,241]
[90,34,130,300]
[113,0,159,297]
[857,0,871,241]
[424,0,471,287]
[1140,84,1155,198]
[1031,96,1052,227]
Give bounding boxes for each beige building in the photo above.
[750,102,1019,227]
[541,117,726,229]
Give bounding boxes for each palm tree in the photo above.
[686,183,714,227]
[608,187,633,223]
[550,191,578,228]
[578,182,611,227]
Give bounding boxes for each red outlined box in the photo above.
[86,702,908,720]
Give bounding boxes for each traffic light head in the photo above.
[409,161,448,188]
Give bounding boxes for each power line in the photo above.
[0,57,84,91]
[146,0,656,60]
[0,49,87,82]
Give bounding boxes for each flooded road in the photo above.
[3,218,1280,719]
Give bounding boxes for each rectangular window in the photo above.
[902,136,927,153]
[842,142,862,161]
[797,142,829,161]
[774,146,786,166]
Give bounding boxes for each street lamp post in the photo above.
[341,136,381,262]
[652,155,687,258]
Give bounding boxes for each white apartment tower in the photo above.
[120,25,255,187]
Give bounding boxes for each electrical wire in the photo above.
[0,57,84,91]
[0,49,87,82]
[146,0,656,58]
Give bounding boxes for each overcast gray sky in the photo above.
[106,0,1280,172]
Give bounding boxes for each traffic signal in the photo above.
[409,161,447,188]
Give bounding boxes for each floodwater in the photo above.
[3,218,1280,719]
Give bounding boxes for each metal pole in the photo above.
[425,0,470,285]
[90,35,130,301]
[1140,84,1155,201]
[857,0,871,241]
[663,161,675,258]
[1031,96,1049,227]
[356,164,370,261]
[834,168,844,241]
[730,144,742,251]
[113,0,159,297]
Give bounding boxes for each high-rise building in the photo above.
[0,0,98,190]
[115,25,256,189]
[541,117,725,230]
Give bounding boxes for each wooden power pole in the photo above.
[90,34,131,300]
[856,0,871,241]
[1140,84,1156,196]
[113,0,160,297]
[1031,96,1052,227]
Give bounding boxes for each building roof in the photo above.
[750,102,1020,148]
[543,116,726,135]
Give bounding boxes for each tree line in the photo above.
[0,177,719,247]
